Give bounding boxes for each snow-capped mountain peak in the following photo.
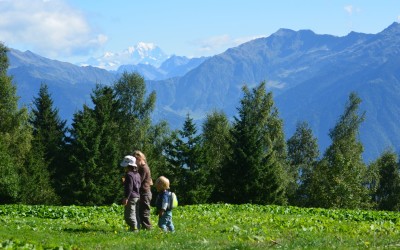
[136,42,156,50]
[80,42,169,71]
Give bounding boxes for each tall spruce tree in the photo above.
[221,82,288,205]
[29,83,66,199]
[369,150,400,211]
[90,85,122,204]
[201,110,231,202]
[162,130,182,189]
[66,105,98,205]
[0,43,32,203]
[164,114,207,204]
[66,85,121,205]
[287,121,320,206]
[310,92,370,209]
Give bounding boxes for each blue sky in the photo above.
[1,0,399,64]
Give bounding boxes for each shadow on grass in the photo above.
[62,227,112,234]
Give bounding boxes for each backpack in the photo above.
[168,191,178,210]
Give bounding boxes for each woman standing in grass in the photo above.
[133,150,153,230]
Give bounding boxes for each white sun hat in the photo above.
[120,155,137,167]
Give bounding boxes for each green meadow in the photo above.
[1,204,400,249]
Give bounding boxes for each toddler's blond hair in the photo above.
[155,176,170,190]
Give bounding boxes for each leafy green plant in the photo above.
[1,204,400,249]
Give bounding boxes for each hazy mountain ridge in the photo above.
[7,22,400,161]
[115,55,208,80]
[7,49,205,120]
[8,49,118,120]
[146,22,400,161]
[274,23,400,160]
[148,27,373,117]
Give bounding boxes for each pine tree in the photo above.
[66,105,99,205]
[91,85,122,204]
[0,43,32,203]
[164,114,207,204]
[370,150,400,211]
[29,83,66,199]
[66,85,121,205]
[221,82,288,205]
[287,121,320,206]
[162,130,182,186]
[201,110,231,202]
[310,92,370,209]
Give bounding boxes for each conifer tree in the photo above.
[201,110,231,202]
[90,85,122,204]
[66,85,121,205]
[0,43,32,203]
[164,114,207,204]
[287,121,319,206]
[310,93,370,209]
[66,105,98,205]
[29,83,66,199]
[221,82,288,205]
[162,130,182,186]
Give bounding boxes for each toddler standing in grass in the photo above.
[155,176,175,232]
[120,155,141,232]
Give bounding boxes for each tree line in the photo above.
[1,43,399,211]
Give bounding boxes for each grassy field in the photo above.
[1,203,400,249]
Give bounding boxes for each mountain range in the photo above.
[116,55,208,80]
[7,22,400,162]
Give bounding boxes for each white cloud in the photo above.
[233,35,264,46]
[344,5,354,15]
[197,34,231,53]
[344,5,361,15]
[0,0,107,60]
[193,34,264,56]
